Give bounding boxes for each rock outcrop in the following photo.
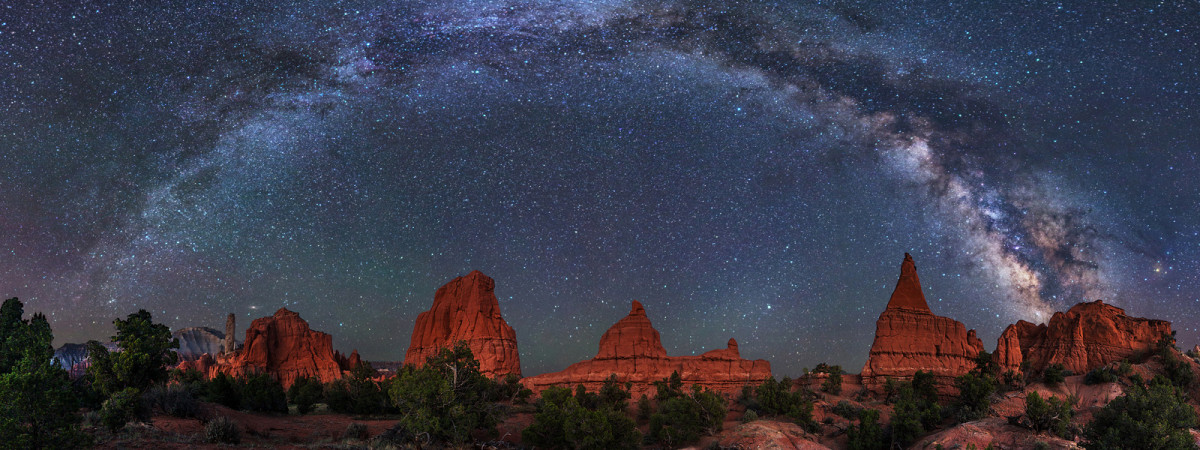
[860,253,984,392]
[173,327,229,361]
[994,300,1173,375]
[225,313,236,356]
[521,301,771,398]
[406,270,521,378]
[211,308,359,388]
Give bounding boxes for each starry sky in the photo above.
[2,0,1198,377]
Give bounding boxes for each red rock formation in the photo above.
[210,308,360,388]
[994,300,1173,375]
[405,270,521,378]
[860,253,984,392]
[521,301,771,398]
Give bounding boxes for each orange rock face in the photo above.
[208,308,358,389]
[994,300,1173,375]
[521,301,771,398]
[405,271,521,378]
[860,253,984,392]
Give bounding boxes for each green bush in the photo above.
[522,385,641,450]
[648,382,726,448]
[287,375,324,414]
[386,342,504,445]
[1042,364,1065,385]
[813,363,843,395]
[205,415,240,444]
[343,422,368,440]
[1082,379,1197,449]
[239,373,287,413]
[831,400,860,419]
[847,408,885,450]
[1084,367,1119,385]
[750,376,816,430]
[742,409,758,423]
[205,372,240,408]
[99,387,145,432]
[889,374,942,449]
[326,362,387,415]
[953,372,995,422]
[1022,391,1073,438]
[143,383,200,418]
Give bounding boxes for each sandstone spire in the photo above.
[224,313,235,356]
[861,253,983,394]
[885,253,931,311]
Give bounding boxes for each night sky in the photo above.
[3,0,1198,377]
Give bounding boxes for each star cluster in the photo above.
[2,0,1198,376]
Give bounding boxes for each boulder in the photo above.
[405,270,521,378]
[994,300,1173,375]
[860,253,985,392]
[521,301,771,398]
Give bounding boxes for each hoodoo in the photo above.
[994,300,1173,375]
[860,253,985,392]
[405,270,522,378]
[521,300,771,398]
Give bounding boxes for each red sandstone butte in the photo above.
[521,300,771,398]
[994,300,1173,375]
[405,270,521,378]
[860,253,984,392]
[215,308,358,388]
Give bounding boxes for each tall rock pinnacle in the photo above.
[885,253,931,312]
[405,270,521,378]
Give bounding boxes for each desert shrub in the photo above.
[205,415,240,444]
[205,372,240,409]
[287,375,324,414]
[1042,364,1065,385]
[890,376,942,449]
[143,383,200,418]
[522,385,641,450]
[99,387,146,432]
[813,363,843,395]
[1084,367,1120,385]
[742,409,759,423]
[1082,379,1196,449]
[636,394,653,423]
[490,372,533,404]
[647,382,726,448]
[846,408,885,450]
[831,400,860,419]
[953,372,996,422]
[343,422,369,440]
[750,376,816,430]
[1021,391,1073,438]
[386,342,504,445]
[169,368,208,397]
[327,362,387,415]
[1155,334,1196,388]
[239,373,287,413]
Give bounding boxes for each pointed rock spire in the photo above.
[885,253,931,312]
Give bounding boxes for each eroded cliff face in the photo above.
[188,308,359,389]
[521,301,771,398]
[994,300,1173,375]
[405,270,521,378]
[861,254,984,392]
[173,327,227,361]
